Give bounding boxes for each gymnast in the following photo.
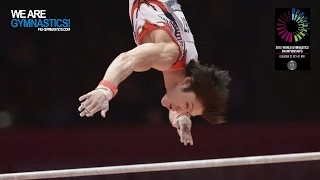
[78,0,231,146]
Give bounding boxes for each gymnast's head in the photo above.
[161,60,231,124]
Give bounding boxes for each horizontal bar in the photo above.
[1,152,320,180]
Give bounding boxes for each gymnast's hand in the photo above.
[78,88,113,118]
[171,113,194,146]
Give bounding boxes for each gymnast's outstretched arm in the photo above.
[99,41,179,87]
[78,31,180,118]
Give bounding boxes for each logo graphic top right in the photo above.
[275,8,311,71]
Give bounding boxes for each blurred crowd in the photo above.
[0,0,318,129]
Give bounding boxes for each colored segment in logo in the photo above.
[276,8,310,43]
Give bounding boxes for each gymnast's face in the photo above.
[161,78,203,116]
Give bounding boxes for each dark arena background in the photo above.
[0,0,319,180]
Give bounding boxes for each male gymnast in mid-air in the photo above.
[78,0,231,146]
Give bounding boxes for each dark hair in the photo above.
[184,60,231,124]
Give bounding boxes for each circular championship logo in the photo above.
[276,8,310,43]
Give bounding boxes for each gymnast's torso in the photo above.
[129,0,198,70]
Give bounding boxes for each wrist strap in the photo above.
[98,80,118,97]
[176,113,190,119]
